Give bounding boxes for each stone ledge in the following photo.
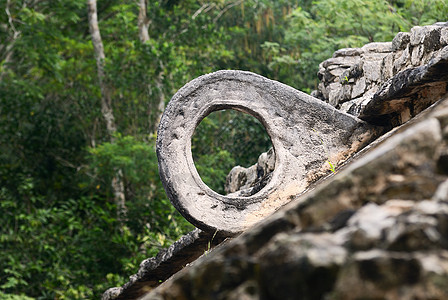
[140,96,448,299]
[103,23,448,299]
[102,229,228,300]
[314,22,448,127]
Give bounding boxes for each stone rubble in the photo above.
[142,95,448,300]
[227,22,448,194]
[104,23,448,300]
[225,147,275,196]
[312,22,448,127]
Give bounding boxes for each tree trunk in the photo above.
[154,69,165,130]
[0,34,18,82]
[138,0,150,43]
[87,0,117,137]
[137,0,165,133]
[87,0,127,222]
[0,0,20,81]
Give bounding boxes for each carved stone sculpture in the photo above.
[156,70,382,235]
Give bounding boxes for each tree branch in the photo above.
[137,0,150,43]
[192,3,215,20]
[6,0,19,35]
[213,0,244,23]
[1,0,21,80]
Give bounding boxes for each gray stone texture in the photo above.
[103,23,448,300]
[156,70,381,236]
[225,147,275,196]
[314,22,448,127]
[142,95,448,300]
[392,32,410,51]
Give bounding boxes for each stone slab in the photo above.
[156,70,381,235]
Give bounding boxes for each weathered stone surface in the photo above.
[359,45,448,125]
[410,25,443,49]
[392,32,410,51]
[224,166,254,195]
[363,60,382,82]
[225,147,275,195]
[441,26,448,45]
[321,55,360,68]
[257,232,347,299]
[156,70,381,235]
[393,45,411,73]
[314,23,448,127]
[332,250,448,299]
[411,44,425,65]
[140,96,448,300]
[333,47,363,57]
[104,24,448,300]
[351,77,366,98]
[102,229,227,300]
[361,42,392,53]
[381,52,394,80]
[433,180,448,201]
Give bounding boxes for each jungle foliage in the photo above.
[192,109,272,194]
[0,0,446,298]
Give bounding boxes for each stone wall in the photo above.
[104,23,448,300]
[313,22,448,126]
[225,147,275,196]
[226,22,448,194]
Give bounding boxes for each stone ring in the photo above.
[156,70,376,235]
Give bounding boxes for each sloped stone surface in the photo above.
[104,23,448,300]
[102,229,227,300]
[157,70,380,235]
[141,95,448,300]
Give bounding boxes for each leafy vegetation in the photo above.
[0,0,446,298]
[192,110,272,194]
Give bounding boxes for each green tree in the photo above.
[266,0,408,92]
[1,0,447,298]
[393,0,448,25]
[265,0,448,92]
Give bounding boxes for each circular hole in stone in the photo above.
[191,109,275,196]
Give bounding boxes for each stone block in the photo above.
[329,67,346,77]
[411,44,424,66]
[392,32,410,51]
[441,26,448,46]
[352,77,366,99]
[411,25,442,51]
[363,60,382,83]
[361,42,392,53]
[381,53,394,80]
[329,82,342,106]
[333,47,363,58]
[393,45,410,73]
[321,56,360,68]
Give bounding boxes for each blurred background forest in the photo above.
[1,0,447,298]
